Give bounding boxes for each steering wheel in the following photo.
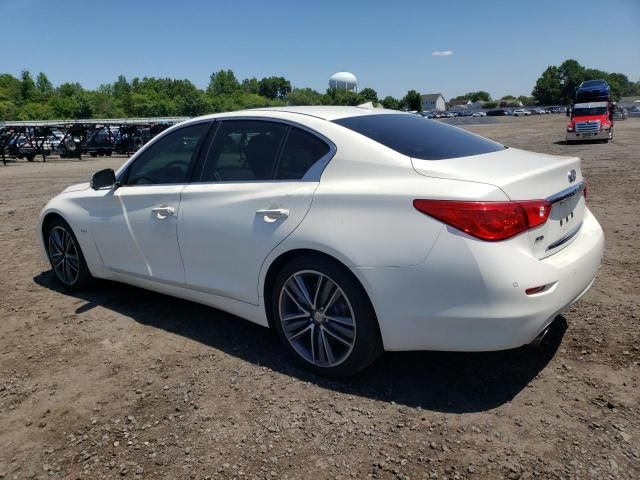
[129,175,155,185]
[165,160,189,170]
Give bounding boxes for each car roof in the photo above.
[249,106,401,121]
[189,106,402,123]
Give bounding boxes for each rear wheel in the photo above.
[45,218,93,290]
[271,254,382,377]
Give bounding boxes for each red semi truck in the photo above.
[566,101,614,144]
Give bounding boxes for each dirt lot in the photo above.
[1,115,638,480]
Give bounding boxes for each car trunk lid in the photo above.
[411,148,586,258]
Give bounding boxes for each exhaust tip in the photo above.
[529,326,551,348]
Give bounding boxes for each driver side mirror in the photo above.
[566,108,571,117]
[90,168,117,190]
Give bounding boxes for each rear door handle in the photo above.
[256,208,289,220]
[151,205,176,219]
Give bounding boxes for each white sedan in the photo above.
[39,107,604,376]
[513,109,532,116]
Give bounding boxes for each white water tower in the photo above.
[329,71,358,92]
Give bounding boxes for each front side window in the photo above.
[125,122,210,185]
[333,114,505,160]
[200,120,287,182]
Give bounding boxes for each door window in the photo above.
[124,122,210,185]
[200,120,287,182]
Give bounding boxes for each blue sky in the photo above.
[1,0,639,99]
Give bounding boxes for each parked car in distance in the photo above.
[612,107,627,120]
[39,107,604,376]
[487,109,508,116]
[513,109,531,116]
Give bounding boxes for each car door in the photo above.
[91,121,212,284]
[179,119,335,305]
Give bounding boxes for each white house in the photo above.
[421,93,446,112]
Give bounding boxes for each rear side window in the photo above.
[275,127,330,180]
[200,120,287,182]
[333,114,505,160]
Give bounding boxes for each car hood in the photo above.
[62,182,90,193]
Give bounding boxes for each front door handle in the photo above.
[151,205,176,219]
[256,208,289,221]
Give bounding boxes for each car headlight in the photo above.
[602,124,610,130]
[567,126,574,132]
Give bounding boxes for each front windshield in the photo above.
[573,107,606,116]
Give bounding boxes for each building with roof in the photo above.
[421,93,446,112]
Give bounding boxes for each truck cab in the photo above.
[566,101,613,143]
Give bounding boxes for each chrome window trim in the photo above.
[546,182,584,204]
[196,116,337,184]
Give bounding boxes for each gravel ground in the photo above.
[0,115,638,480]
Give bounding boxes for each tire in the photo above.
[26,153,35,162]
[45,217,93,290]
[90,152,98,157]
[271,254,383,377]
[105,149,112,156]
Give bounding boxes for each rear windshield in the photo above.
[581,80,605,88]
[333,114,505,160]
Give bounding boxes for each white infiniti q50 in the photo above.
[39,107,604,376]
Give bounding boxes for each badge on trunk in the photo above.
[568,169,577,183]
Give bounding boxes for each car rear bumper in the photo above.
[566,130,609,141]
[353,208,604,352]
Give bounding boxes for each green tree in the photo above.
[501,95,516,100]
[258,76,291,100]
[287,88,325,106]
[20,70,37,103]
[241,77,260,94]
[557,59,585,103]
[532,66,562,105]
[401,90,422,111]
[207,70,240,96]
[517,95,533,106]
[381,96,399,109]
[325,88,362,106]
[359,87,378,103]
[36,72,53,99]
[465,91,491,102]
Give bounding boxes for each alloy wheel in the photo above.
[48,226,80,285]
[278,270,356,368]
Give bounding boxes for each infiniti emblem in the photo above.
[568,169,577,183]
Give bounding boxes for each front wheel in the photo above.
[45,218,93,290]
[272,254,382,377]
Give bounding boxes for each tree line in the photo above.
[0,69,425,121]
[1,61,638,121]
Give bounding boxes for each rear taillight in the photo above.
[413,199,551,241]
